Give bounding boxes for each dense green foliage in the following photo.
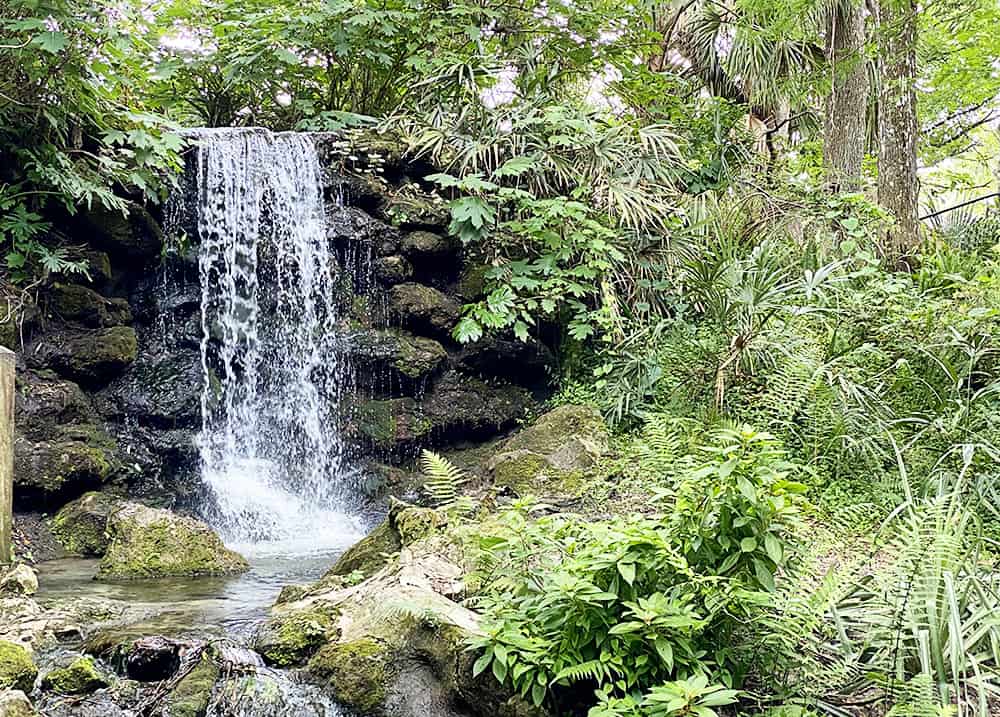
[3,0,1000,715]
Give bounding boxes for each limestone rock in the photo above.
[96,503,248,580]
[0,642,36,693]
[40,656,108,695]
[326,205,400,256]
[14,371,94,439]
[400,230,458,260]
[488,404,608,495]
[325,518,401,582]
[50,491,121,556]
[389,283,460,339]
[308,638,390,713]
[378,186,450,231]
[81,203,162,262]
[457,335,555,387]
[29,326,138,386]
[102,348,203,427]
[0,690,36,717]
[48,283,131,328]
[0,567,37,598]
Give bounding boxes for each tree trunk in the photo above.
[824,0,868,191]
[877,0,920,260]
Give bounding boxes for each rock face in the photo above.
[27,326,138,386]
[96,503,248,580]
[488,404,608,495]
[0,642,36,693]
[389,283,462,339]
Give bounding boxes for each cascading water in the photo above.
[188,128,362,553]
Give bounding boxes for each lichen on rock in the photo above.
[96,503,248,580]
[0,641,37,693]
[40,656,109,695]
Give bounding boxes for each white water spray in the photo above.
[188,128,362,554]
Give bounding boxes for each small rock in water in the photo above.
[0,566,38,597]
[124,636,182,681]
[0,689,36,717]
[41,656,109,695]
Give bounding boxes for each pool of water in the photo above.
[35,542,351,640]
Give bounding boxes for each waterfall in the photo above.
[186,128,362,553]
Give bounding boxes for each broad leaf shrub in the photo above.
[466,426,807,714]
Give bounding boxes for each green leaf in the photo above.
[764,533,783,563]
[617,562,636,585]
[740,537,757,553]
[472,652,492,677]
[653,637,674,671]
[33,31,66,54]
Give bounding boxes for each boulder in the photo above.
[353,372,533,453]
[346,329,448,388]
[28,326,138,386]
[374,255,413,285]
[48,283,131,328]
[0,690,36,717]
[81,203,162,262]
[102,349,203,427]
[488,405,608,495]
[40,657,108,695]
[50,491,121,556]
[253,606,339,667]
[0,567,37,598]
[0,642,36,693]
[308,638,390,713]
[326,205,400,257]
[96,503,248,580]
[389,283,461,339]
[400,231,458,260]
[378,185,450,231]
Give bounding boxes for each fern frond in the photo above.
[420,449,465,508]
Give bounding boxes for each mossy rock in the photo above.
[379,190,449,231]
[399,230,458,260]
[388,283,460,339]
[394,504,446,545]
[347,329,447,384]
[326,519,402,581]
[166,654,219,717]
[456,264,490,301]
[0,642,37,693]
[307,638,391,713]
[38,326,138,386]
[373,255,414,285]
[41,656,109,695]
[49,283,132,328]
[50,491,121,556]
[253,607,339,667]
[96,503,249,580]
[14,431,117,500]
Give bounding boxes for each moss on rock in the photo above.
[307,638,391,713]
[394,504,446,545]
[40,326,138,385]
[326,518,402,581]
[13,430,118,501]
[50,491,120,556]
[166,654,219,717]
[96,503,249,580]
[388,283,460,339]
[41,656,109,695]
[253,607,338,667]
[0,642,36,693]
[49,284,132,328]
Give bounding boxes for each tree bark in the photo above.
[877,0,921,260]
[0,347,13,564]
[824,0,869,191]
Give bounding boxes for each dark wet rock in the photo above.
[0,641,36,692]
[488,404,608,495]
[101,348,202,427]
[15,370,94,439]
[326,205,399,256]
[26,326,138,386]
[353,371,533,453]
[48,283,131,328]
[457,336,555,388]
[80,203,163,263]
[40,656,109,695]
[346,329,447,389]
[373,255,413,285]
[49,491,121,556]
[123,636,183,681]
[400,231,458,260]
[96,503,248,580]
[388,283,460,339]
[455,264,489,301]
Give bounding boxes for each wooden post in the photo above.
[0,346,13,565]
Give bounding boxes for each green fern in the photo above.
[420,450,465,508]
